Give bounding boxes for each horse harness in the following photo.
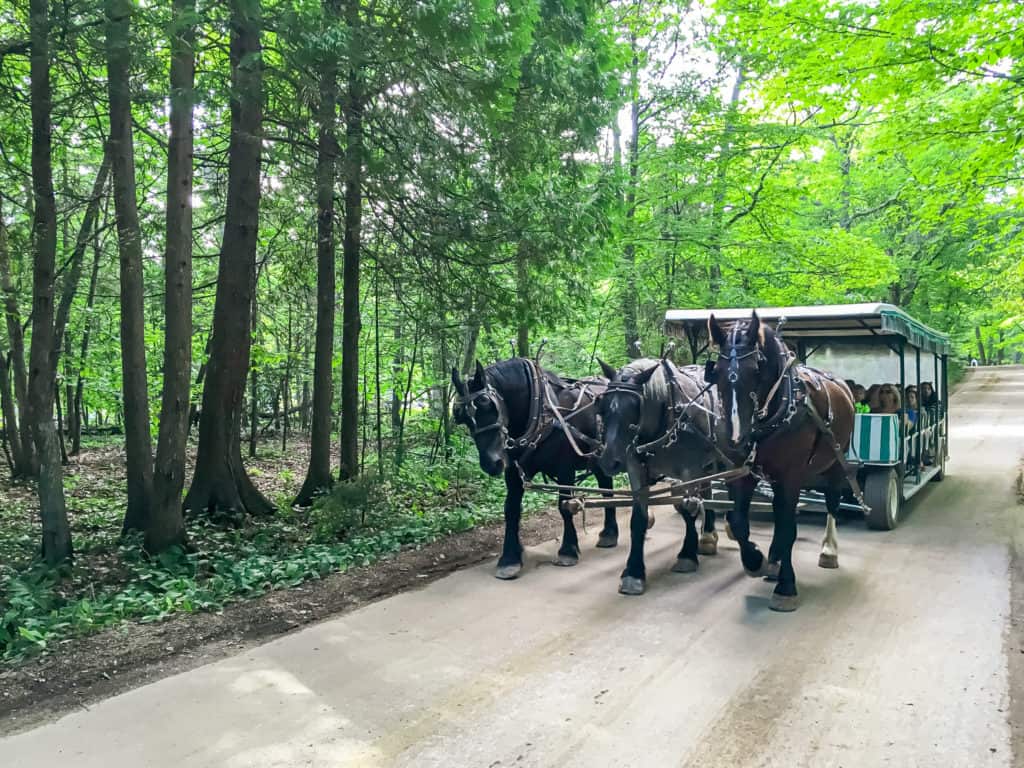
[727,338,866,506]
[456,359,604,470]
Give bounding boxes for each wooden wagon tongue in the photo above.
[523,465,752,509]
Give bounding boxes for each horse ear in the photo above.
[451,367,467,397]
[597,357,617,380]
[747,311,765,347]
[708,314,727,348]
[633,364,659,387]
[473,360,486,386]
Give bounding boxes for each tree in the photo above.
[28,0,72,565]
[149,0,196,550]
[184,0,274,518]
[106,0,154,534]
[295,0,339,505]
[337,0,363,481]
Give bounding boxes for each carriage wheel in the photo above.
[865,468,901,531]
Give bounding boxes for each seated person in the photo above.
[904,385,919,428]
[920,381,938,408]
[851,384,869,413]
[873,384,901,414]
[865,384,883,413]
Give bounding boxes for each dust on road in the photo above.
[2,366,1023,768]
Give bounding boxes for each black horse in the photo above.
[452,358,620,579]
[707,312,855,612]
[595,358,726,596]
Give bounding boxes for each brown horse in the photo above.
[707,312,856,612]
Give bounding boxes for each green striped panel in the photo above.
[848,414,898,463]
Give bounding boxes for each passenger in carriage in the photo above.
[919,382,938,465]
[851,384,869,413]
[865,384,882,412]
[904,385,919,429]
[920,381,938,409]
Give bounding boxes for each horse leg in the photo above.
[724,483,737,540]
[496,467,525,580]
[619,464,649,596]
[762,491,784,582]
[595,469,619,548]
[672,497,701,573]
[819,465,843,569]
[698,486,718,555]
[770,480,801,612]
[554,466,581,567]
[726,474,769,577]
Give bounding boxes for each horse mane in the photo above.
[620,357,672,438]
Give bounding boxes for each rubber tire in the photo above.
[865,468,901,531]
[931,449,946,482]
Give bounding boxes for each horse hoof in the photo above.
[818,552,839,569]
[763,561,780,582]
[769,592,799,612]
[553,553,579,567]
[495,563,523,580]
[619,576,646,596]
[671,558,698,574]
[698,532,719,556]
[596,532,618,548]
[724,521,736,541]
[744,560,769,578]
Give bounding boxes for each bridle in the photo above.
[455,384,513,449]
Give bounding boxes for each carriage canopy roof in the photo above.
[664,303,952,355]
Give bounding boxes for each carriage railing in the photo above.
[903,404,945,482]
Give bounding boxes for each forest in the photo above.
[0,0,1021,663]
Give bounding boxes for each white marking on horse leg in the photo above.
[819,512,839,569]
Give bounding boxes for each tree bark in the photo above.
[975,326,988,366]
[295,5,338,505]
[515,242,530,358]
[622,40,640,358]
[0,353,22,472]
[184,0,273,517]
[149,0,195,552]
[28,0,72,565]
[106,0,155,534]
[708,69,744,298]
[338,0,363,481]
[71,223,104,456]
[0,198,36,476]
[0,211,25,471]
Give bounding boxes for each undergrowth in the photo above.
[0,450,545,665]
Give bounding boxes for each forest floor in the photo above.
[0,435,560,730]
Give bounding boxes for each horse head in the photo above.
[594,358,659,476]
[707,311,782,448]
[452,361,510,476]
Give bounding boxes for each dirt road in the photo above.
[3,366,1023,767]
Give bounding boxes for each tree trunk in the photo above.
[708,69,744,298]
[106,0,154,534]
[184,0,273,517]
[515,242,530,358]
[55,379,68,464]
[975,326,988,366]
[0,213,24,471]
[0,198,36,476]
[622,41,640,358]
[338,0,363,481]
[0,353,22,472]
[149,0,195,552]
[295,7,338,504]
[28,0,72,565]
[71,223,105,456]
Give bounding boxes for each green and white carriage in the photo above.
[664,303,951,530]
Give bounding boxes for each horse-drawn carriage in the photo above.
[663,303,951,530]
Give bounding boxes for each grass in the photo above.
[0,437,546,665]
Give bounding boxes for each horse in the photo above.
[595,357,727,596]
[451,358,620,580]
[707,311,856,612]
